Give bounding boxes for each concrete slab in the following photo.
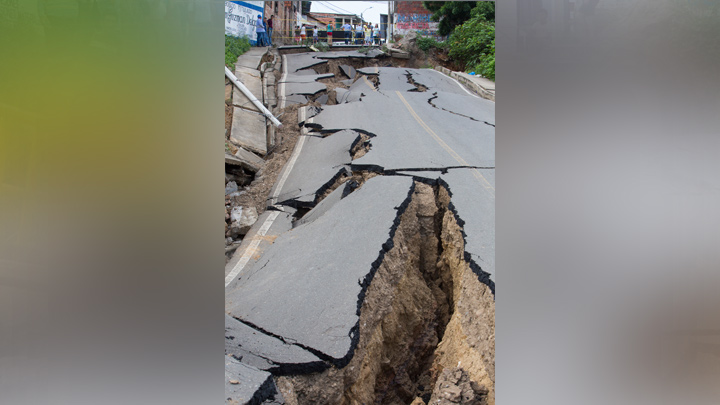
[225,210,294,288]
[441,168,495,285]
[356,67,415,92]
[315,49,384,59]
[456,72,495,91]
[340,64,356,79]
[311,91,494,170]
[315,93,329,105]
[285,53,327,73]
[294,181,351,227]
[236,47,268,70]
[225,315,324,373]
[282,94,308,106]
[233,67,263,112]
[225,147,265,173]
[231,108,267,156]
[280,73,332,99]
[429,91,495,126]
[225,356,277,404]
[226,176,415,362]
[333,88,361,104]
[282,80,326,97]
[271,129,358,207]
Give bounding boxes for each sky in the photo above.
[310,1,390,26]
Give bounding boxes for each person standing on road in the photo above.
[255,15,266,47]
[300,24,307,44]
[342,22,352,44]
[355,23,363,45]
[326,23,333,46]
[313,25,319,44]
[373,24,380,45]
[266,16,273,46]
[364,24,372,46]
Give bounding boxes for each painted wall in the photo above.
[225,1,264,43]
[393,1,439,37]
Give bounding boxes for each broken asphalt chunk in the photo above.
[226,176,415,363]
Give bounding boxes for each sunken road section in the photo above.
[225,50,495,405]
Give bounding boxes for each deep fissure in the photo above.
[275,180,491,404]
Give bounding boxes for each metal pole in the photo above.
[225,66,282,128]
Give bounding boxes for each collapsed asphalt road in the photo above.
[225,50,495,405]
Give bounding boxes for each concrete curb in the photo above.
[434,66,495,102]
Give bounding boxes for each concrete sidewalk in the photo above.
[435,66,495,101]
[229,47,277,159]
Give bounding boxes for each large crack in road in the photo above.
[226,50,495,405]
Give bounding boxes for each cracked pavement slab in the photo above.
[225,356,278,404]
[443,168,495,284]
[271,128,359,206]
[357,67,471,95]
[339,64,357,79]
[226,176,415,362]
[315,49,384,59]
[285,54,328,73]
[428,91,495,126]
[279,73,334,97]
[225,315,324,373]
[226,52,495,399]
[310,91,494,170]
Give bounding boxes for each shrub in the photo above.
[416,35,447,52]
[315,42,329,52]
[448,15,495,80]
[225,35,251,69]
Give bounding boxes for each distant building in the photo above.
[307,12,365,30]
[262,1,302,44]
[388,1,439,39]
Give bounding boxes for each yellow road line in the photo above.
[362,67,380,91]
[363,75,376,91]
[395,91,495,196]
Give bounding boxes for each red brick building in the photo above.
[389,1,439,38]
[263,1,302,44]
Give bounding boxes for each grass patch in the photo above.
[225,35,251,69]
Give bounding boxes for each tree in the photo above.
[422,1,494,36]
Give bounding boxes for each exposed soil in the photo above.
[394,32,463,71]
[275,181,494,405]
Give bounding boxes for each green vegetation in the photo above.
[415,2,495,80]
[445,2,495,80]
[315,41,330,52]
[423,1,494,36]
[416,36,447,52]
[225,35,251,69]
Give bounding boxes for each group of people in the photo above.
[258,16,383,47]
[341,22,381,46]
[255,15,273,47]
[298,24,321,44]
[295,22,381,46]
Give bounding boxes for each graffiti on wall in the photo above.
[394,13,439,37]
[225,1,264,43]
